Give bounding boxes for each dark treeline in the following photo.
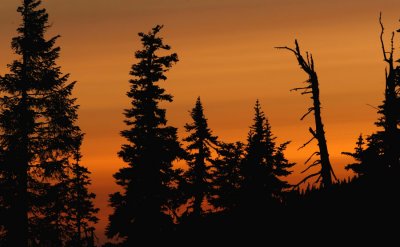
[0,1,399,247]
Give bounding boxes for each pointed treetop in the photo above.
[191,97,205,120]
[137,24,173,53]
[248,99,267,140]
[195,96,203,111]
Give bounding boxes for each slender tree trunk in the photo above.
[310,73,333,187]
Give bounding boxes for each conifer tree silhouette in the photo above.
[342,134,366,175]
[66,149,99,247]
[183,97,218,218]
[342,134,382,178]
[211,141,244,212]
[277,41,336,187]
[106,25,183,244]
[241,100,293,210]
[0,0,96,245]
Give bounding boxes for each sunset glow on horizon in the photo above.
[1,0,400,244]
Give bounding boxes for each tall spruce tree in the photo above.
[0,0,96,246]
[106,25,183,244]
[183,97,218,218]
[241,100,293,210]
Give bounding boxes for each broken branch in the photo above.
[290,86,312,92]
[308,127,317,138]
[300,107,314,120]
[298,136,316,150]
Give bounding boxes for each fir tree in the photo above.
[106,25,183,244]
[66,150,99,247]
[0,0,96,245]
[211,141,244,212]
[183,97,218,218]
[343,134,366,175]
[241,100,293,210]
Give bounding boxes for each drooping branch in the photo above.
[294,171,320,188]
[205,139,220,151]
[301,160,321,174]
[304,151,320,165]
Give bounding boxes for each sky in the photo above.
[1,0,400,244]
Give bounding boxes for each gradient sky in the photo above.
[1,0,400,244]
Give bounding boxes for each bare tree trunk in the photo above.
[311,72,333,187]
[277,40,336,187]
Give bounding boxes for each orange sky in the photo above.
[1,0,400,244]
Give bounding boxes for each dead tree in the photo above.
[276,40,336,188]
[378,13,400,171]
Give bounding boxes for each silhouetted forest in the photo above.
[0,1,399,247]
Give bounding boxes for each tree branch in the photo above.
[308,127,317,138]
[304,151,320,164]
[301,160,321,174]
[294,171,321,188]
[315,174,322,183]
[300,107,314,120]
[366,103,379,111]
[379,12,392,63]
[276,40,313,75]
[290,86,312,92]
[275,46,296,54]
[298,136,316,150]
